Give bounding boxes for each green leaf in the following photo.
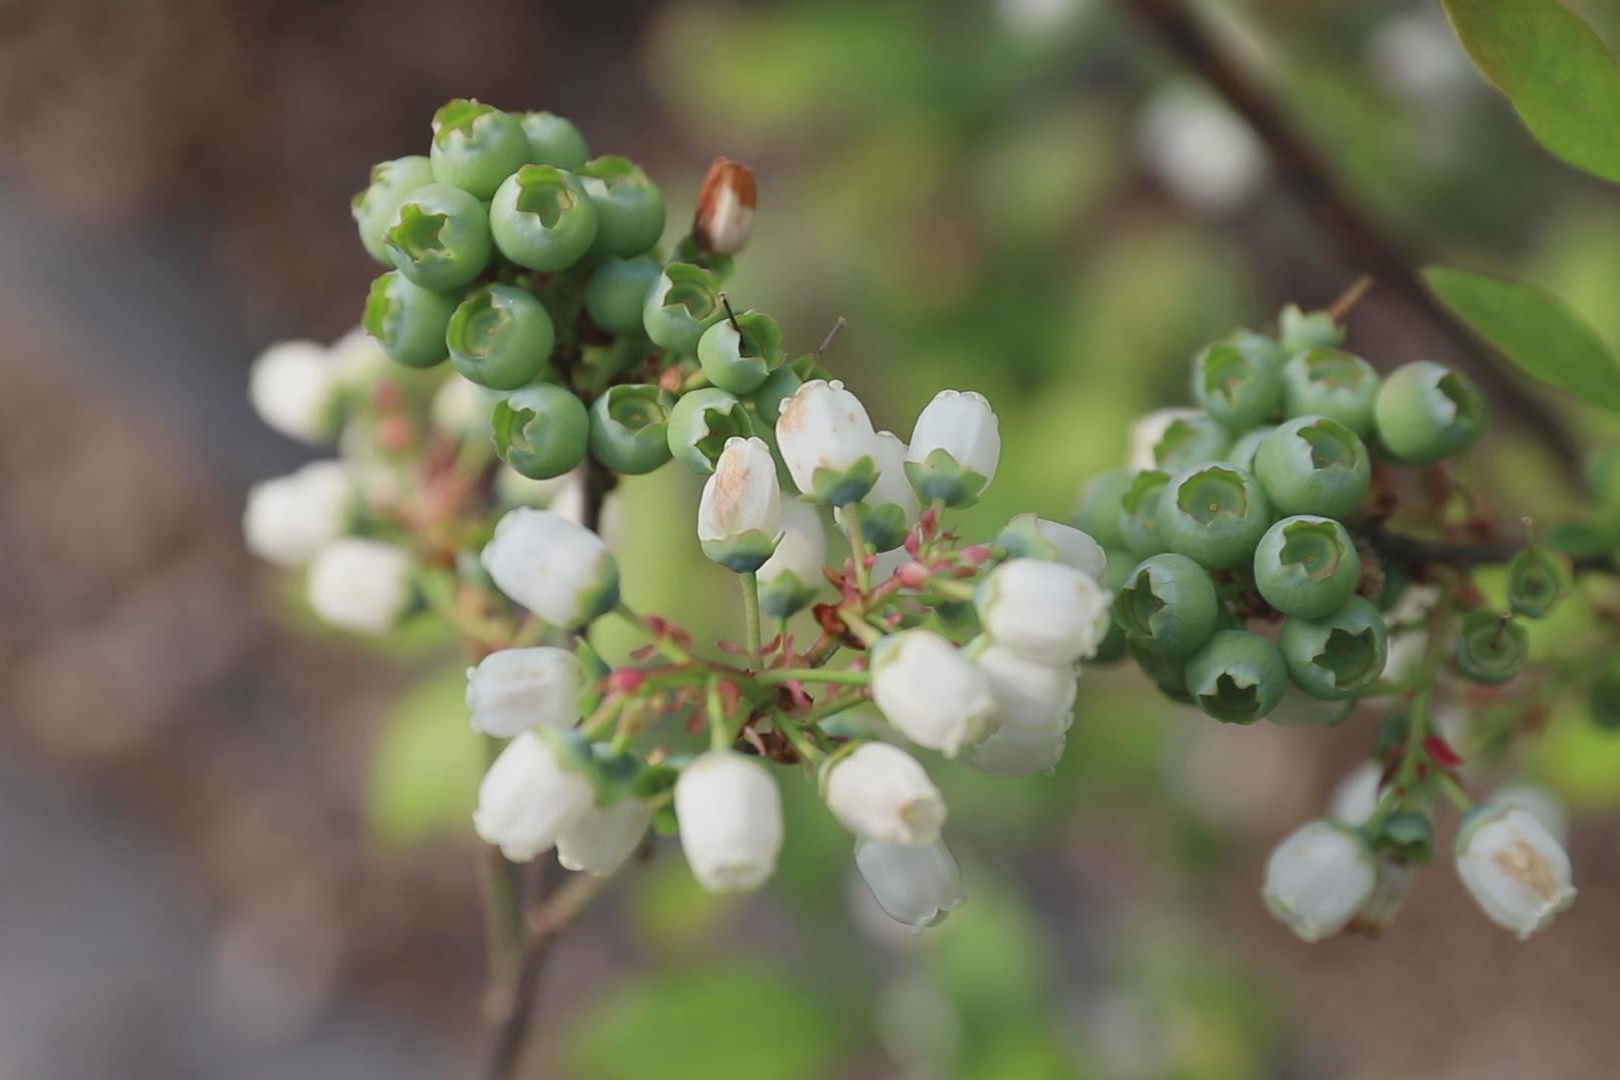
[1441,0,1620,183]
[560,965,849,1080]
[1424,266,1620,409]
[364,668,482,853]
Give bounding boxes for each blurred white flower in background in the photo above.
[1136,83,1268,216]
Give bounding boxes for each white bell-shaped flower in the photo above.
[472,732,596,862]
[249,339,341,444]
[975,558,1113,665]
[904,390,999,508]
[480,508,620,629]
[306,538,413,635]
[1328,761,1385,826]
[870,630,997,757]
[994,512,1107,581]
[556,798,652,876]
[1488,780,1569,845]
[963,721,1067,777]
[243,460,354,567]
[1261,820,1378,943]
[855,838,965,932]
[774,380,881,506]
[1351,856,1413,933]
[465,646,583,738]
[823,743,946,846]
[975,643,1079,733]
[1455,805,1576,939]
[758,499,827,620]
[836,431,920,552]
[675,751,784,893]
[697,436,782,573]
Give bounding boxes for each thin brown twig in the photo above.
[1325,274,1374,322]
[1115,0,1583,474]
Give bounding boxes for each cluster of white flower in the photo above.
[463,382,1116,931]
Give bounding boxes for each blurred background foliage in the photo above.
[5,0,1620,1076]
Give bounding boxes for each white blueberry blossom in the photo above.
[823,743,947,846]
[871,630,997,757]
[557,799,652,876]
[305,538,413,635]
[465,646,583,738]
[480,508,620,629]
[249,339,342,444]
[473,732,595,862]
[1262,820,1378,943]
[905,390,1000,508]
[1455,805,1576,939]
[995,513,1107,580]
[975,558,1113,665]
[757,499,827,620]
[774,380,882,506]
[855,838,965,932]
[1328,761,1385,827]
[836,431,920,552]
[698,436,782,573]
[243,460,354,567]
[675,751,784,893]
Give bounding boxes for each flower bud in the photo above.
[775,380,882,506]
[758,499,827,619]
[674,751,784,893]
[976,558,1113,665]
[465,646,583,738]
[994,512,1106,580]
[557,798,652,876]
[692,157,757,255]
[1262,820,1378,943]
[1455,805,1576,938]
[492,383,590,480]
[243,461,354,567]
[1507,544,1572,620]
[870,630,997,757]
[473,731,596,861]
[429,99,530,199]
[666,387,755,476]
[578,155,666,258]
[249,340,341,444]
[306,538,413,635]
[588,383,675,475]
[481,508,620,629]
[823,743,947,846]
[383,183,494,293]
[836,431,920,553]
[904,390,999,508]
[854,838,964,932]
[520,111,588,170]
[698,436,782,573]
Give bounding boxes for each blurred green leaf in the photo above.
[1424,265,1620,408]
[1441,0,1620,182]
[561,965,850,1080]
[364,668,480,853]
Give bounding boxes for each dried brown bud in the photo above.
[692,157,756,255]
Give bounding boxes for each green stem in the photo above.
[774,717,826,764]
[706,677,730,751]
[741,572,763,672]
[614,601,695,664]
[477,734,524,988]
[845,511,871,593]
[756,667,871,687]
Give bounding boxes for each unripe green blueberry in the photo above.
[1252,415,1371,520]
[585,256,662,336]
[1372,361,1487,465]
[1115,552,1220,659]
[1277,304,1342,355]
[1278,595,1389,700]
[589,383,675,475]
[352,155,435,265]
[752,363,803,424]
[447,286,555,390]
[1281,348,1380,436]
[1183,629,1288,724]
[1119,469,1171,558]
[578,156,666,257]
[1253,515,1361,619]
[1129,640,1193,704]
[1454,609,1528,685]
[1076,468,1134,550]
[1152,412,1233,471]
[1227,425,1277,472]
[362,271,458,368]
[492,383,589,480]
[698,312,784,394]
[1508,544,1572,620]
[429,100,531,200]
[643,263,724,354]
[489,165,597,272]
[666,386,754,475]
[383,183,493,293]
[1191,333,1284,430]
[520,111,588,170]
[1092,617,1128,664]
[1158,463,1273,571]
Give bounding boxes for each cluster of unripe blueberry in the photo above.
[353,98,773,484]
[1077,307,1500,723]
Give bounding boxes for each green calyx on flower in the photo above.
[804,455,881,508]
[903,448,991,509]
